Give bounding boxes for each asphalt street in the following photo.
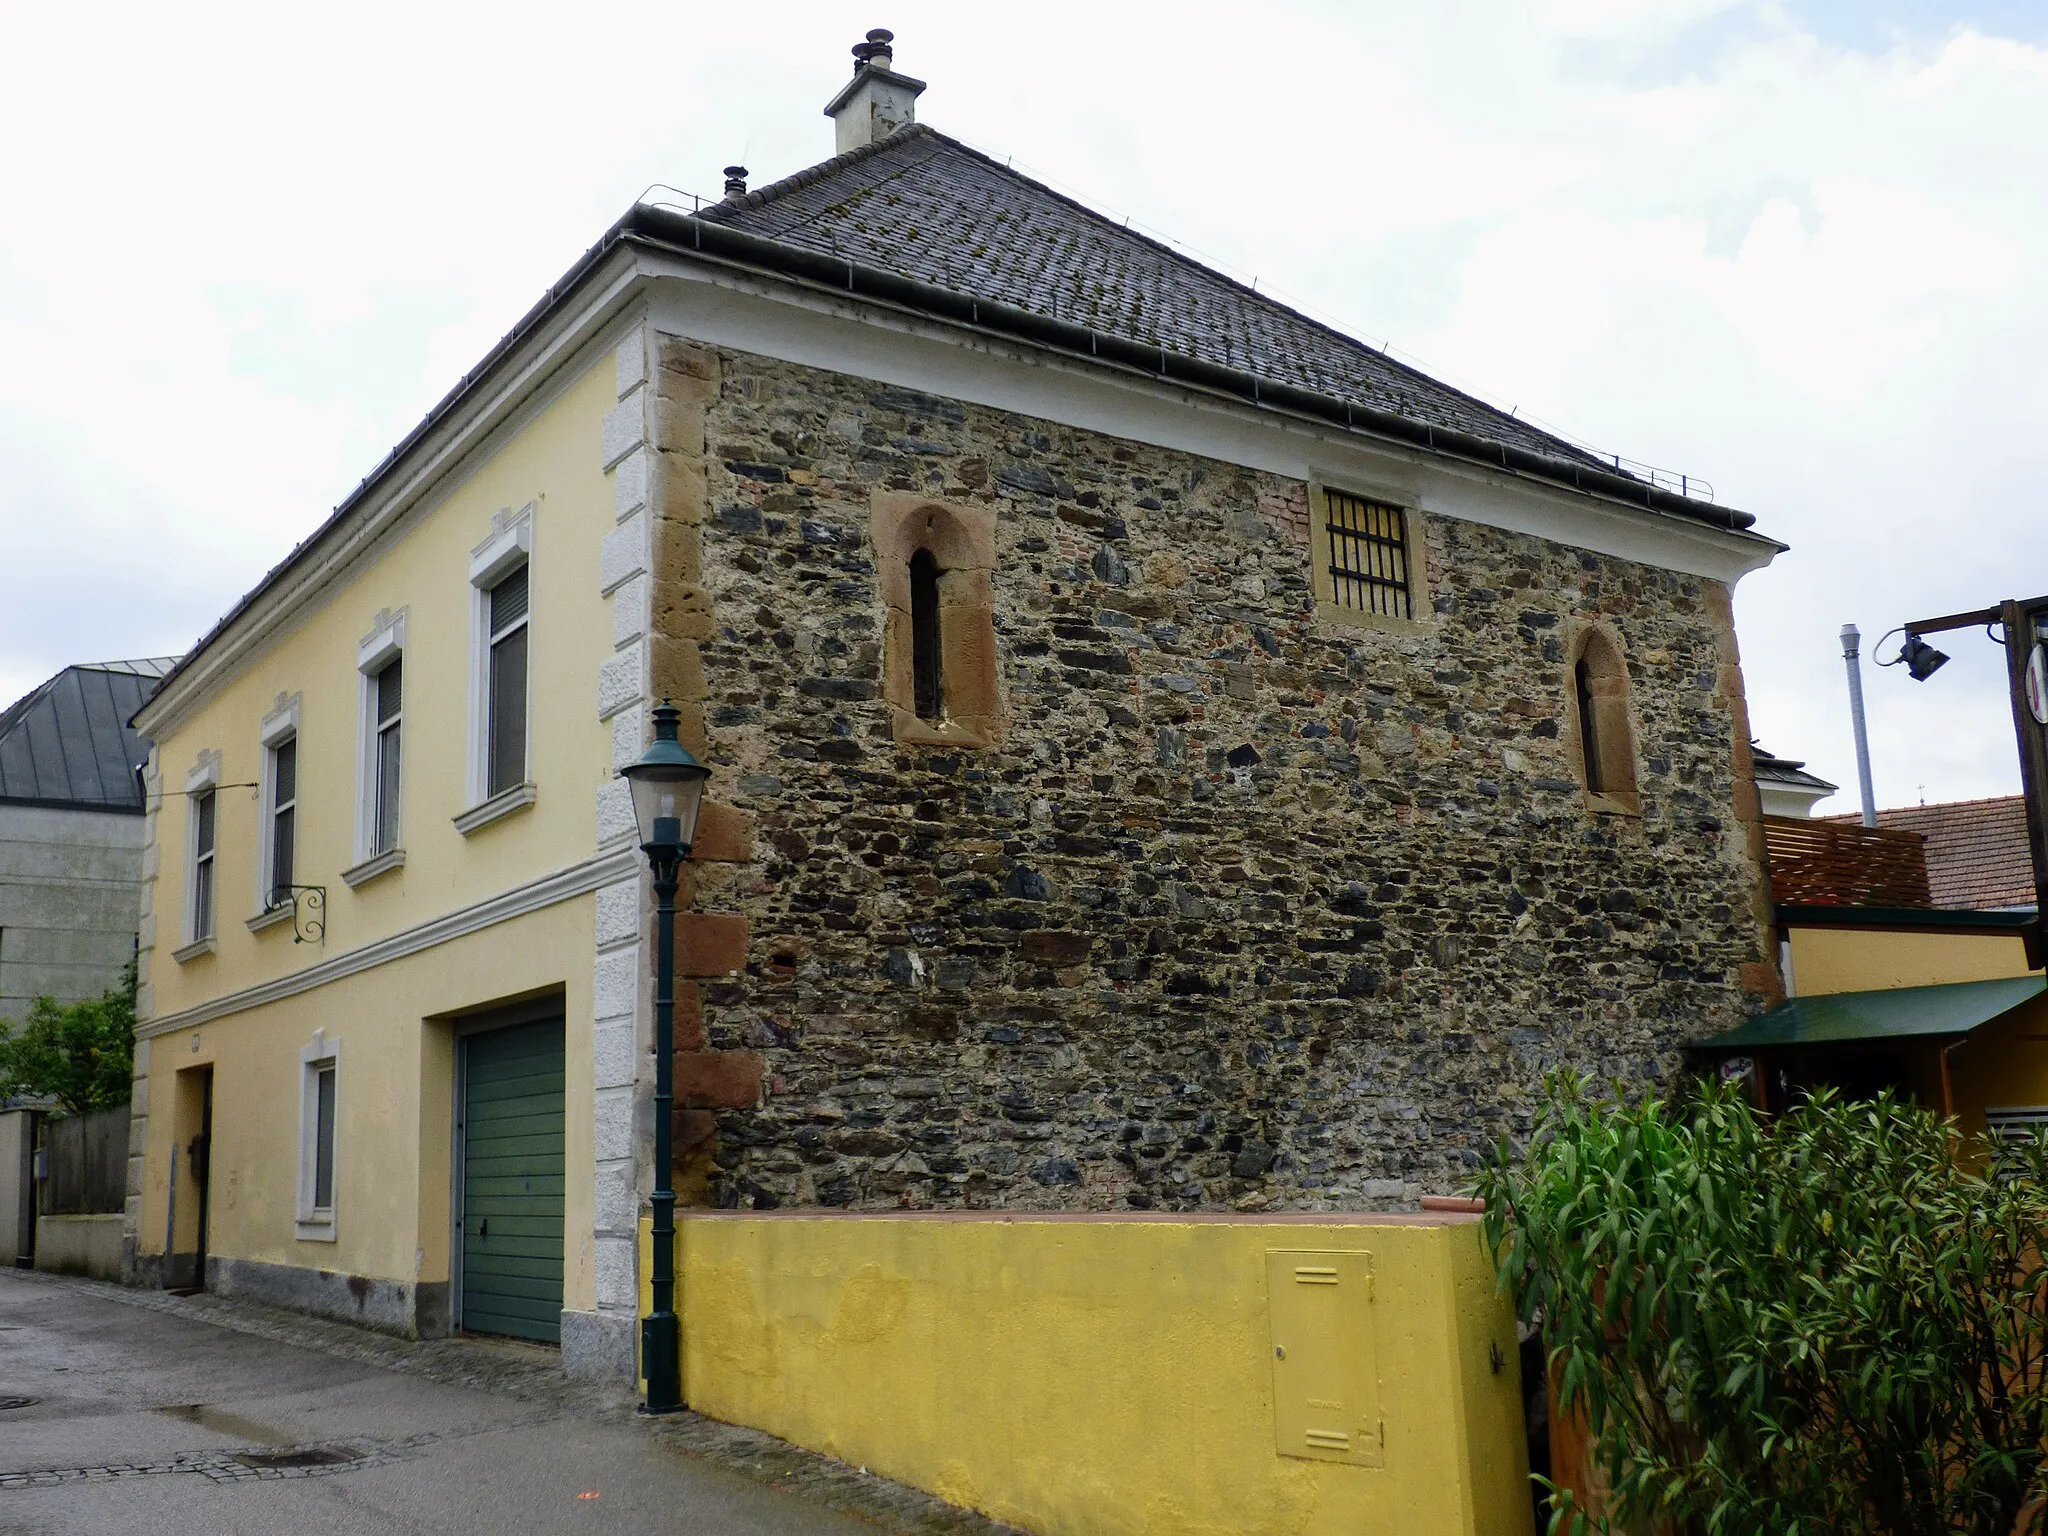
[0,1269,897,1536]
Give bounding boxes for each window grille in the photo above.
[1323,491,1412,619]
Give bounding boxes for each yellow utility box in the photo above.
[1267,1249,1383,1466]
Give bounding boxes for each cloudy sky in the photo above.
[2,0,2042,811]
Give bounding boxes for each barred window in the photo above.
[1322,491,1412,619]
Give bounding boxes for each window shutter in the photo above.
[490,565,529,634]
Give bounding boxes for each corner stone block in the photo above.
[611,446,649,523]
[656,336,720,385]
[656,450,708,527]
[674,980,704,1052]
[594,1159,637,1233]
[593,944,642,1023]
[601,398,647,471]
[593,1018,638,1091]
[612,573,650,650]
[653,582,715,643]
[675,1049,763,1110]
[689,802,755,863]
[614,327,648,398]
[648,634,704,711]
[598,642,646,721]
[593,1085,636,1164]
[610,702,648,772]
[680,912,748,977]
[600,512,650,595]
[594,877,643,948]
[595,1233,638,1310]
[596,779,639,848]
[654,393,708,459]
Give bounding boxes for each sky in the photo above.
[1,0,2043,812]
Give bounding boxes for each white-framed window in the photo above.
[464,504,535,820]
[485,566,529,796]
[371,660,403,852]
[350,608,406,879]
[256,695,301,914]
[182,751,221,949]
[297,1029,339,1240]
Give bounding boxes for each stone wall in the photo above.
[658,339,1775,1213]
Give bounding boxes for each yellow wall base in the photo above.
[642,1211,1532,1536]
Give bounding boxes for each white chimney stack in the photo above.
[823,28,926,155]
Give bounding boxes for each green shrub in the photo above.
[1480,1074,2048,1536]
[0,964,135,1116]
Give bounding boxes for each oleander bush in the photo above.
[1480,1074,2048,1536]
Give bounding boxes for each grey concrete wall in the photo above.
[0,803,145,1022]
[33,1212,124,1280]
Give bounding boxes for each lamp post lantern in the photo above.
[618,699,710,1415]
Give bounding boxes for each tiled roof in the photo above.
[1824,796,2035,911]
[0,660,177,811]
[701,126,1604,469]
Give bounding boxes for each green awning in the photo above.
[1694,974,2047,1053]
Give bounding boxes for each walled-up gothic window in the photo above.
[870,494,1003,748]
[910,548,943,722]
[1570,627,1639,811]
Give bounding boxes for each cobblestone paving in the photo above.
[2,1269,1023,1535]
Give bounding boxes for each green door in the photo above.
[460,1018,565,1343]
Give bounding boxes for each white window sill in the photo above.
[171,937,217,965]
[295,1217,337,1243]
[341,848,406,889]
[454,783,536,837]
[246,903,295,935]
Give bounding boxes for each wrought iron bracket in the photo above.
[265,885,326,945]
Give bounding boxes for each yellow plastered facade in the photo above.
[643,1212,1533,1536]
[133,347,624,1318]
[146,358,618,1014]
[139,900,595,1302]
[1786,925,2035,997]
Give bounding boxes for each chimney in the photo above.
[722,165,749,201]
[823,27,926,155]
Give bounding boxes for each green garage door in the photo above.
[460,1018,565,1343]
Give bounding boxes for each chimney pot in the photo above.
[722,165,749,200]
[824,28,924,154]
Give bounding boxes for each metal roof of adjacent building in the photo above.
[1693,974,2046,1052]
[1752,743,1838,798]
[700,125,1606,471]
[0,659,177,812]
[1824,796,2034,912]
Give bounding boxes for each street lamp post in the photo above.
[618,700,710,1415]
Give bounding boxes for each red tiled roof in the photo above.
[1823,796,2034,910]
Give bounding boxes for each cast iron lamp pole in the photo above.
[618,700,710,1415]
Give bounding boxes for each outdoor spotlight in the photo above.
[1899,633,1950,682]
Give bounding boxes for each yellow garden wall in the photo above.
[646,1211,1532,1536]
